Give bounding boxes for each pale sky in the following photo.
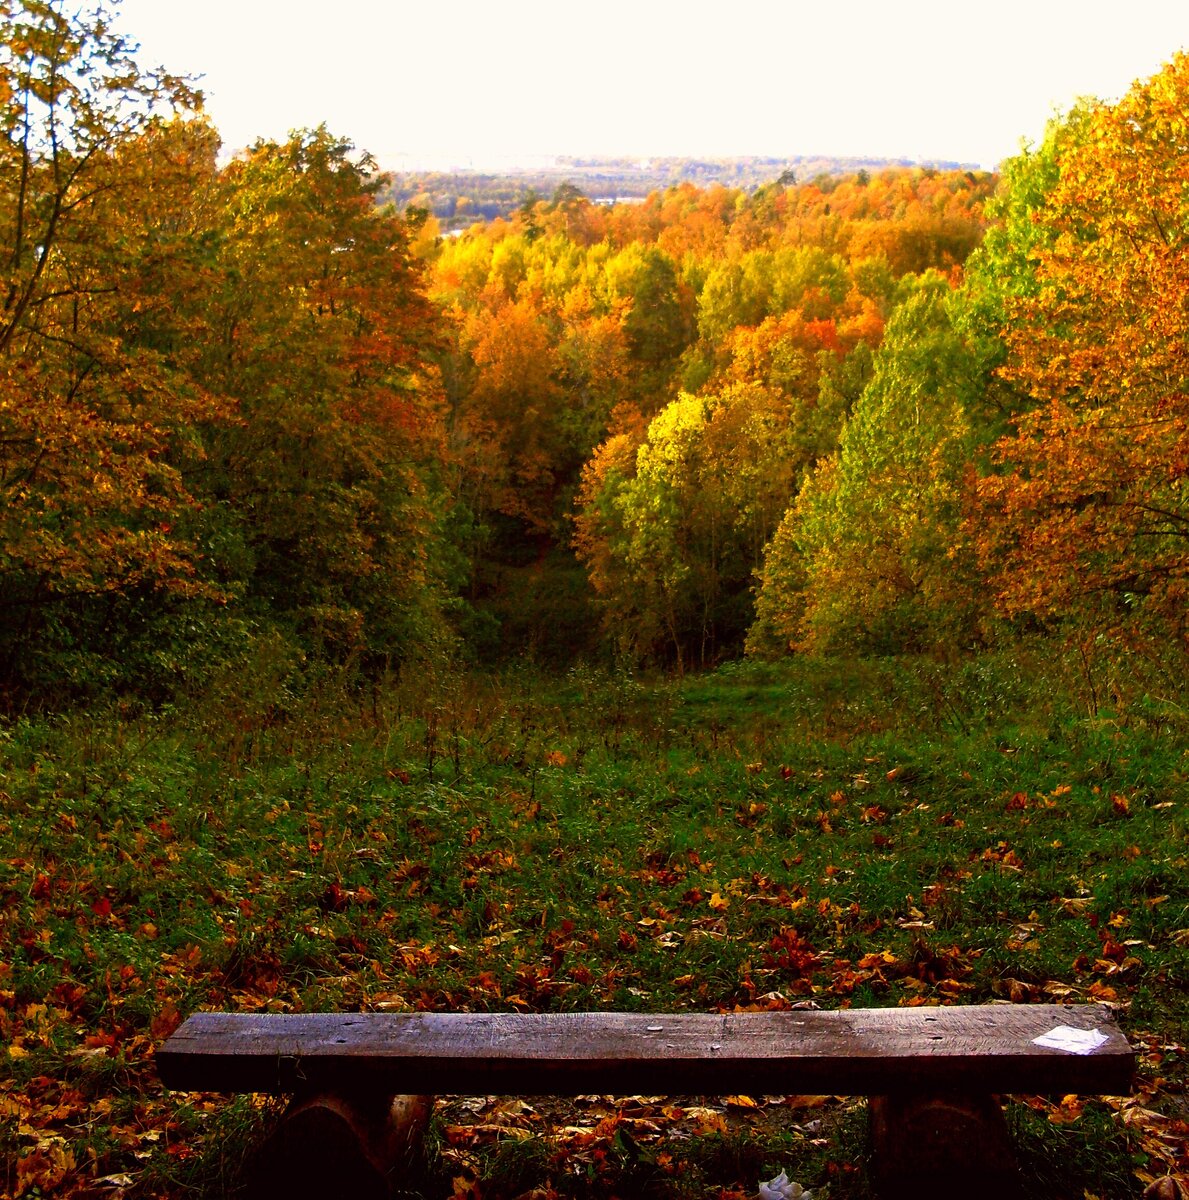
[116,0,1187,171]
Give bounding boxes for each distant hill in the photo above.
[375,154,981,231]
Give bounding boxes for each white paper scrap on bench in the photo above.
[1032,1025,1109,1054]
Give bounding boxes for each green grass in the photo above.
[1,653,1186,1197]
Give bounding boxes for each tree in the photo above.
[750,276,984,656]
[0,0,222,696]
[976,55,1189,654]
[576,384,801,668]
[697,257,769,345]
[453,295,563,535]
[198,127,452,665]
[599,243,692,405]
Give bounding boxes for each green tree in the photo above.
[599,243,691,405]
[198,127,452,665]
[697,256,769,345]
[750,275,984,656]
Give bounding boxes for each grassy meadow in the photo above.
[2,652,1187,1198]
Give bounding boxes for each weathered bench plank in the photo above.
[158,1004,1131,1097]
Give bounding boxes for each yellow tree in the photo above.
[575,384,802,668]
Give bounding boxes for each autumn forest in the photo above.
[1,6,1187,699]
[2,2,1188,1198]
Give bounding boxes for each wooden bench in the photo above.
[158,1004,1132,1199]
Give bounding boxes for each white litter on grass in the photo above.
[759,1170,813,1200]
[1031,1025,1110,1054]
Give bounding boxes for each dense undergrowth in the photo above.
[1,652,1187,1198]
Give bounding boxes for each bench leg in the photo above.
[868,1092,1020,1200]
[246,1091,433,1199]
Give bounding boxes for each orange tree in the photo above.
[0,0,222,698]
[977,55,1189,660]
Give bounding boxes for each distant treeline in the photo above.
[376,154,980,230]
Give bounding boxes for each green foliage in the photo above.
[195,126,455,667]
[697,257,769,344]
[953,108,1080,440]
[602,243,693,399]
[751,276,988,656]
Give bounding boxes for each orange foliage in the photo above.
[977,53,1189,644]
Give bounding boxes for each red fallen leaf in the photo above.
[50,982,87,1012]
[763,928,819,976]
[443,1124,480,1147]
[91,897,112,918]
[32,873,52,899]
[85,1030,119,1051]
[780,766,793,780]
[471,972,502,996]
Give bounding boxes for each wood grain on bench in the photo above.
[157,1004,1131,1096]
